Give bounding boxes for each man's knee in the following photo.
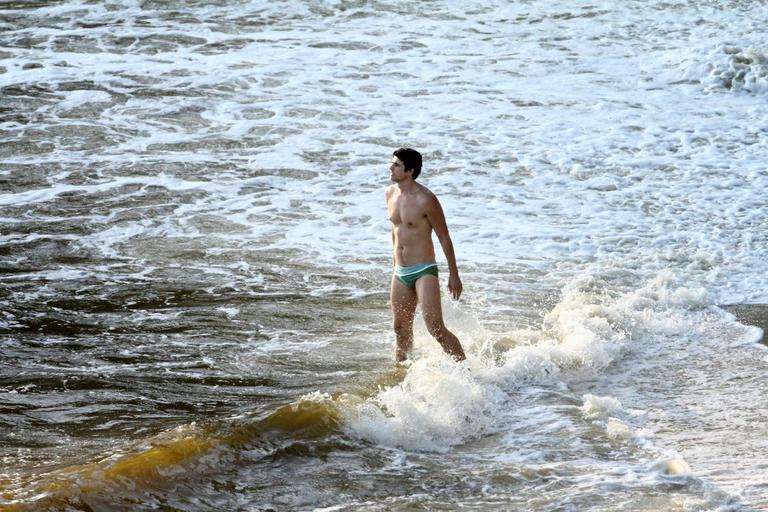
[393,318,413,337]
[425,319,447,339]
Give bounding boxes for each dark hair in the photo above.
[393,147,422,179]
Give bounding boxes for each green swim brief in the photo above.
[394,260,438,288]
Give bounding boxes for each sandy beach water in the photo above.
[722,304,768,345]
[3,1,768,510]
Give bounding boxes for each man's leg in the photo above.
[415,275,466,361]
[391,276,418,362]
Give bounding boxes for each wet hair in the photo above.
[393,147,422,179]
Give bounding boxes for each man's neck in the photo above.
[395,178,417,193]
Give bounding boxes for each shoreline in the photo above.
[720,304,768,345]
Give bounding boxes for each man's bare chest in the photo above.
[388,196,428,228]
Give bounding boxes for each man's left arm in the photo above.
[426,196,463,300]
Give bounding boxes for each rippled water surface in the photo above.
[2,1,768,510]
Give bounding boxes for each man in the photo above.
[386,147,466,362]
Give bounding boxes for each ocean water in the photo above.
[1,0,768,510]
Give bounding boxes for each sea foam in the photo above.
[705,45,768,94]
[347,272,709,453]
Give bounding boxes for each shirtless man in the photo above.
[386,147,466,362]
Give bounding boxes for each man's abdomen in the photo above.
[392,227,436,267]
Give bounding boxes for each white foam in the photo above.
[57,90,112,110]
[582,394,623,421]
[348,273,709,452]
[4,0,768,306]
[606,418,632,441]
[348,356,505,452]
[216,307,239,318]
[702,45,768,94]
[650,457,692,476]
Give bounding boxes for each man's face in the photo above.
[390,156,410,182]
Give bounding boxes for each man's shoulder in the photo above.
[415,182,438,202]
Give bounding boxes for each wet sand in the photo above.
[721,304,768,345]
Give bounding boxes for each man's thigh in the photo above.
[391,275,418,319]
[414,275,443,323]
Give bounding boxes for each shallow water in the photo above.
[2,1,768,510]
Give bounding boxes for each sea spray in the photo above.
[348,272,714,455]
[347,356,505,452]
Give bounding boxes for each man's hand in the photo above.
[448,273,462,300]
